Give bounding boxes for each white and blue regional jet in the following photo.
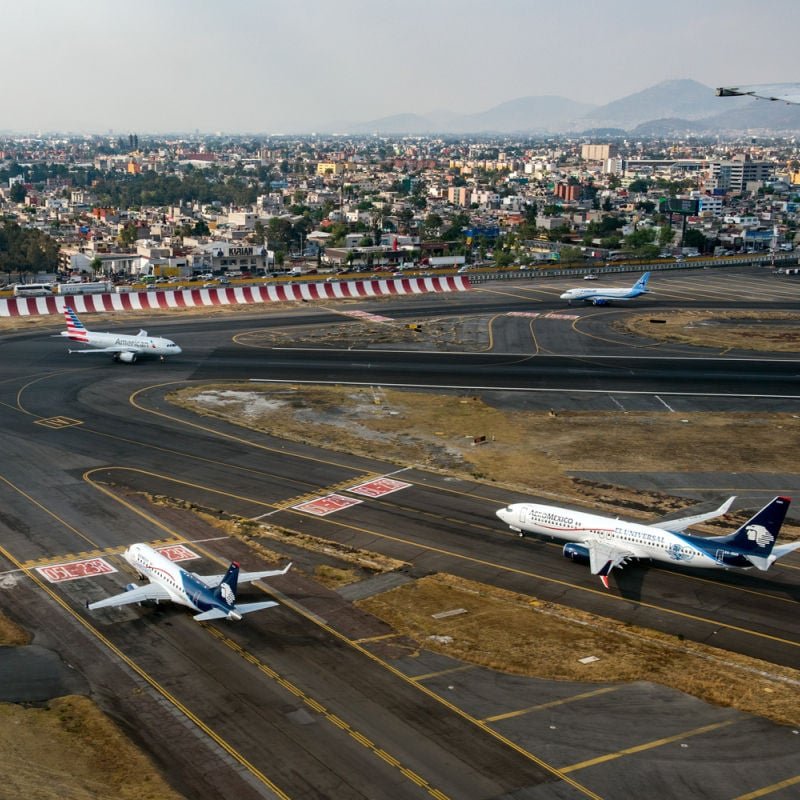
[560,272,650,306]
[87,543,291,621]
[496,496,798,588]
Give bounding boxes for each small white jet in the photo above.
[60,306,182,363]
[559,272,650,305]
[87,543,291,621]
[496,496,798,588]
[716,84,800,105]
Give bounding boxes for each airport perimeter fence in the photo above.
[466,254,797,284]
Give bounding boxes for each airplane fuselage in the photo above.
[124,543,241,619]
[497,503,750,570]
[559,272,650,305]
[62,330,180,357]
[559,287,643,305]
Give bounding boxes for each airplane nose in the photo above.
[559,292,569,299]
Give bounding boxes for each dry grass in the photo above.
[315,564,362,588]
[145,492,408,573]
[0,611,31,645]
[168,384,800,538]
[617,310,800,352]
[357,573,800,726]
[0,610,183,799]
[0,696,184,800]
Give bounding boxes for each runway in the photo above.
[0,265,798,799]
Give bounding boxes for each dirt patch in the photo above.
[357,573,800,726]
[145,493,408,576]
[168,385,800,539]
[0,611,31,645]
[0,610,182,798]
[616,310,800,352]
[235,315,488,351]
[0,696,184,800]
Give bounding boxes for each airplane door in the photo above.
[519,507,527,524]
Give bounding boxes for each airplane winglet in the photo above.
[597,560,614,589]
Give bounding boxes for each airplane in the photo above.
[496,495,798,588]
[87,542,291,621]
[60,306,182,363]
[559,272,650,305]
[716,83,800,105]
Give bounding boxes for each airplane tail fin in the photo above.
[634,272,651,292]
[64,306,90,342]
[710,496,791,569]
[214,562,240,607]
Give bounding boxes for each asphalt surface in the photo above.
[0,265,798,800]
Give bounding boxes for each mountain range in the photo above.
[327,79,800,136]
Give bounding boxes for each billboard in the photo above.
[659,198,699,215]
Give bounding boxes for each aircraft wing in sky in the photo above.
[716,83,800,105]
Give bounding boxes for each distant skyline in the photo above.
[2,0,799,134]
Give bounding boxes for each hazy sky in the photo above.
[2,0,798,134]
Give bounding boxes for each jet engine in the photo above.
[125,582,156,606]
[118,352,137,364]
[562,543,590,564]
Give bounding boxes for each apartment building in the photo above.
[708,153,774,193]
[581,143,618,162]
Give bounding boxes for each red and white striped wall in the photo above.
[0,275,471,317]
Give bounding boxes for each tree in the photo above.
[422,213,443,237]
[118,224,137,247]
[683,229,708,253]
[9,183,26,203]
[493,250,514,267]
[624,228,656,250]
[191,219,210,237]
[252,220,266,244]
[628,178,651,193]
[559,246,584,264]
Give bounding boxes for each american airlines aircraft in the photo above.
[496,496,797,588]
[559,272,650,305]
[87,543,291,621]
[60,306,182,363]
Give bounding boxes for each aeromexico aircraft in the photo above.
[496,496,798,588]
[87,543,291,621]
[60,306,182,363]
[560,272,650,305]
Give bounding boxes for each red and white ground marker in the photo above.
[292,493,363,516]
[349,477,412,497]
[156,544,200,562]
[36,558,117,583]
